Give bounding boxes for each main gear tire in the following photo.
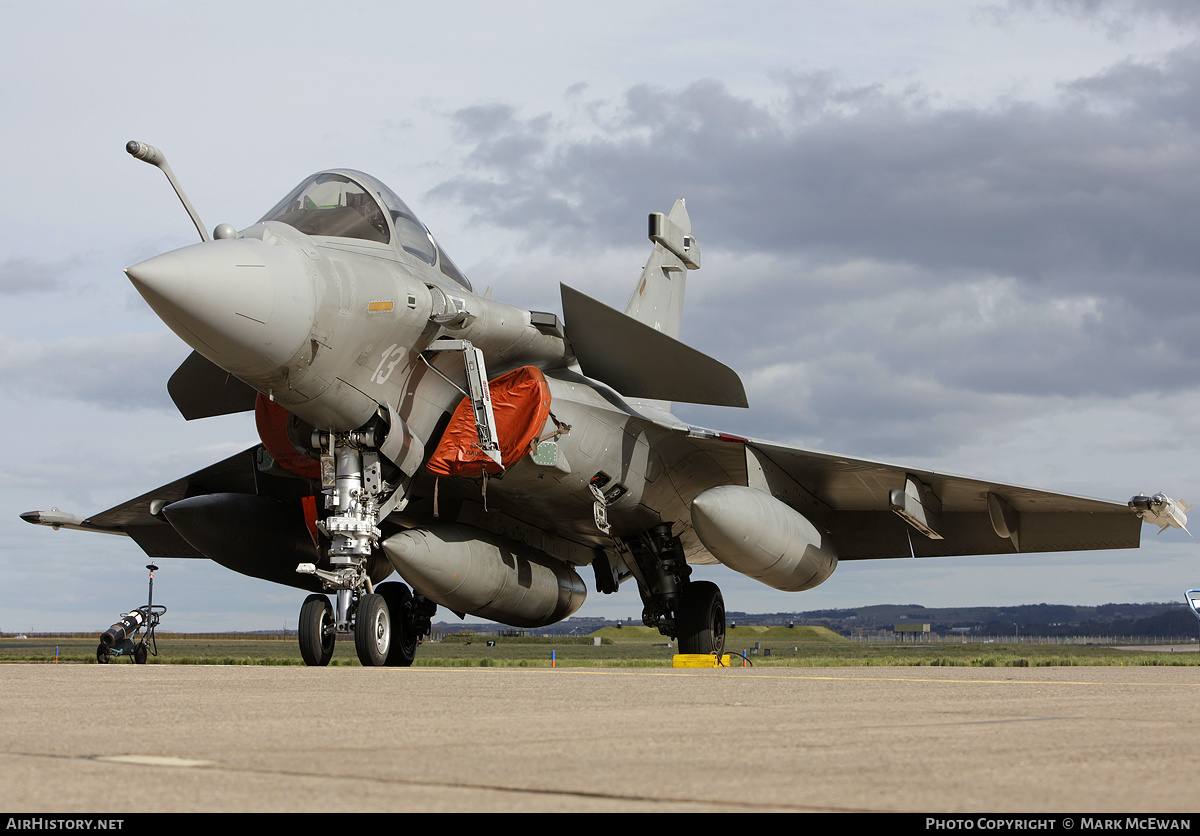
[299,594,336,667]
[677,581,726,657]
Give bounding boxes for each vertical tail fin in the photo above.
[623,198,700,340]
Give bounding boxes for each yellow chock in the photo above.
[672,653,733,668]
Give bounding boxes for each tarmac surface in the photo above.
[4,663,1199,813]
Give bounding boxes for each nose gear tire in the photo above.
[377,582,417,667]
[354,593,391,667]
[299,594,336,667]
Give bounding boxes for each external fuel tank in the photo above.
[690,485,838,592]
[382,524,586,628]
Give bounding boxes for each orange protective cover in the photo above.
[426,365,552,477]
[255,393,321,479]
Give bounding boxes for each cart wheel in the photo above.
[96,644,111,664]
[134,643,148,665]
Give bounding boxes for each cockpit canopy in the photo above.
[259,170,471,290]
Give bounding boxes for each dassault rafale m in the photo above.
[20,142,1188,665]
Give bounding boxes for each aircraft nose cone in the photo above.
[127,239,314,377]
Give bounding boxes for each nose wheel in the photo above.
[298,594,336,666]
[297,583,422,667]
[354,593,391,666]
[377,582,417,667]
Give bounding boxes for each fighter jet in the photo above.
[20,142,1190,665]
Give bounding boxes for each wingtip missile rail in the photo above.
[1129,493,1191,536]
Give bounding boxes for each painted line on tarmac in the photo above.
[96,754,216,767]
[0,749,854,813]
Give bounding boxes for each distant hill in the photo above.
[585,623,844,642]
[425,601,1197,638]
[726,625,844,642]
[725,602,1198,637]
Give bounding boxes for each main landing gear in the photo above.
[676,580,726,656]
[617,523,727,657]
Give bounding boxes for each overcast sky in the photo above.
[3,0,1199,632]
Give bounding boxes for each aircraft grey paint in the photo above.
[20,143,1189,665]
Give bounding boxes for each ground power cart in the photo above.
[96,564,166,664]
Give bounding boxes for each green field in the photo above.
[2,625,1196,668]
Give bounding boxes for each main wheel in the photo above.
[299,594,335,667]
[133,643,148,665]
[677,581,726,656]
[96,644,111,664]
[354,593,391,667]
[377,582,417,667]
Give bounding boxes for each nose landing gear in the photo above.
[294,427,434,666]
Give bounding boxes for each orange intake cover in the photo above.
[427,365,552,478]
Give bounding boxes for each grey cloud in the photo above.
[678,254,1200,459]
[0,256,81,295]
[451,102,521,140]
[1062,43,1200,129]
[427,40,1200,462]
[449,104,553,170]
[999,0,1200,32]
[432,65,1200,301]
[0,332,184,411]
[619,79,777,137]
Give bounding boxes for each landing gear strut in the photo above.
[293,426,434,666]
[618,524,727,656]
